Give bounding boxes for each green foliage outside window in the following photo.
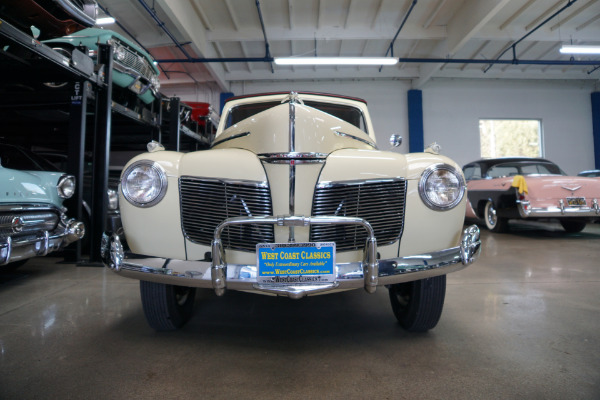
[480,119,542,158]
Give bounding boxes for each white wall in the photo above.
[166,78,597,174]
[422,78,596,175]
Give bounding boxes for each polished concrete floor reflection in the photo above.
[1,222,599,399]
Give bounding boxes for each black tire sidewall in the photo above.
[389,275,446,332]
[140,281,196,331]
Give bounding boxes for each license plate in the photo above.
[567,197,586,206]
[257,242,336,285]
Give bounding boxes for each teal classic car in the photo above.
[0,144,85,269]
[44,28,160,105]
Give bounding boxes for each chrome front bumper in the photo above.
[102,217,481,299]
[0,219,85,265]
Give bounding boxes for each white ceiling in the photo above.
[97,0,600,92]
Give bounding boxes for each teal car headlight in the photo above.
[57,175,76,199]
[419,164,465,211]
[121,161,167,208]
[151,75,160,91]
[114,44,127,61]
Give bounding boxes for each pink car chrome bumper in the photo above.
[518,198,600,218]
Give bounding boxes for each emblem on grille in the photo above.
[11,217,24,233]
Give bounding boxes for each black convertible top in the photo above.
[463,157,562,177]
[225,91,367,105]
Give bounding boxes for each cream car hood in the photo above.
[212,103,375,155]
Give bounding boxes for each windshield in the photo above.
[225,100,367,133]
[486,161,565,178]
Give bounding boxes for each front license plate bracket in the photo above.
[256,242,336,285]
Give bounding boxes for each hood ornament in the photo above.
[282,92,304,105]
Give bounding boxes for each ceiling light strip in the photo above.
[559,45,600,55]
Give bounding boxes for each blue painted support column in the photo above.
[592,92,600,169]
[407,89,424,153]
[220,92,234,113]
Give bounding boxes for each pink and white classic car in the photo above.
[463,157,600,233]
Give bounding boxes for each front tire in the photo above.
[560,220,586,233]
[388,275,446,332]
[140,281,196,331]
[484,201,508,233]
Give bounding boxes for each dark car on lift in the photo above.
[0,0,97,39]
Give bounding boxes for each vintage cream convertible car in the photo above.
[102,92,481,332]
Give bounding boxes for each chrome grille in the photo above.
[0,211,59,239]
[310,179,406,251]
[179,177,274,252]
[113,39,156,82]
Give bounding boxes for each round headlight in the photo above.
[114,45,127,61]
[57,175,76,199]
[419,164,465,211]
[151,75,160,90]
[121,161,167,207]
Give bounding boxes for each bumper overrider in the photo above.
[0,218,85,265]
[101,216,481,299]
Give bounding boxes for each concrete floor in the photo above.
[1,222,599,399]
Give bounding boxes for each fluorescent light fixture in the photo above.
[559,45,600,55]
[274,57,399,66]
[96,17,116,25]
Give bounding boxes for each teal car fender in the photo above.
[0,165,85,267]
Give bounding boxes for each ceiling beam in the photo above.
[499,0,536,30]
[423,0,448,29]
[370,0,385,29]
[205,24,447,42]
[525,0,564,31]
[413,0,511,88]
[550,0,594,31]
[154,0,228,90]
[225,67,420,81]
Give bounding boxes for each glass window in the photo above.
[487,165,519,178]
[0,145,58,171]
[479,119,542,158]
[226,100,367,132]
[463,165,482,181]
[486,161,564,178]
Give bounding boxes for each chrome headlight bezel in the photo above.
[418,164,465,211]
[107,189,119,211]
[121,161,168,208]
[114,44,127,61]
[57,175,76,199]
[150,75,160,90]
